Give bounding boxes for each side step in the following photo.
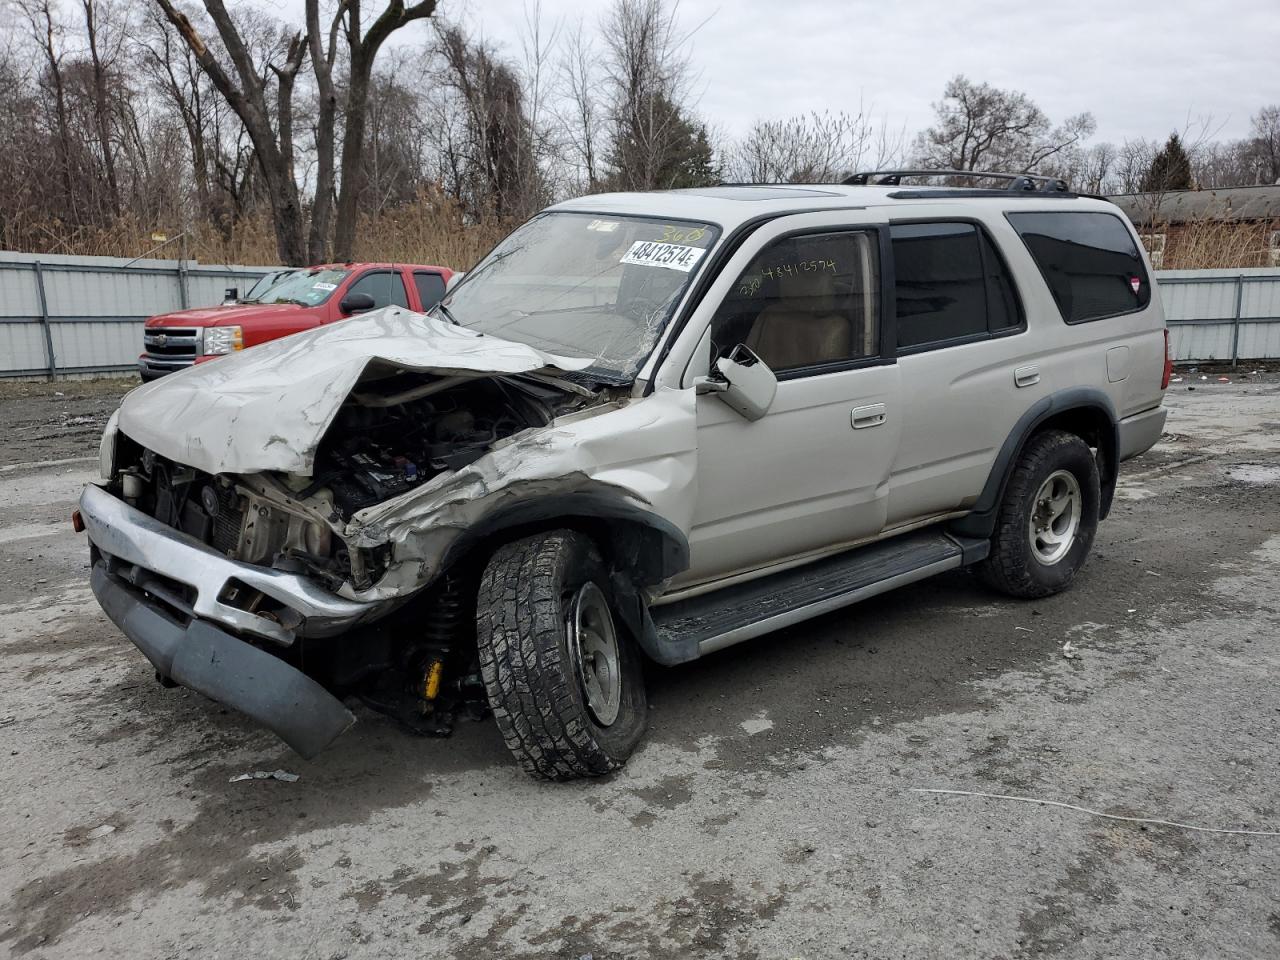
[651,530,985,658]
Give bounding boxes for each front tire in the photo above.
[475,530,647,780]
[978,429,1101,599]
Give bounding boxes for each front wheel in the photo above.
[978,429,1101,599]
[475,530,647,780]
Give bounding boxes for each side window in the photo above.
[347,271,409,310]
[710,231,879,374]
[890,221,1024,352]
[413,271,446,309]
[1007,211,1151,323]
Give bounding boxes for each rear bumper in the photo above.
[1118,405,1168,461]
[91,561,355,757]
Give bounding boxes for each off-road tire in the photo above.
[978,429,1101,599]
[475,530,647,780]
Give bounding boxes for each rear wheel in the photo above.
[978,429,1100,599]
[475,530,647,780]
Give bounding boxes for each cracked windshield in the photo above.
[438,212,718,380]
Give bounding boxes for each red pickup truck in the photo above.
[139,262,454,380]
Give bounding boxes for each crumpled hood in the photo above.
[118,307,591,477]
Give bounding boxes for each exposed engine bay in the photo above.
[112,372,596,593]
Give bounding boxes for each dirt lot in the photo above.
[1,374,1278,960]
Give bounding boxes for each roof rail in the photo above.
[844,169,1070,193]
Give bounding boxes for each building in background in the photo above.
[1110,185,1280,269]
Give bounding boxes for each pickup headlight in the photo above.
[99,409,119,480]
[203,325,243,355]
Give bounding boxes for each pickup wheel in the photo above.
[978,429,1101,599]
[475,530,647,780]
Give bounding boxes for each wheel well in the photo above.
[950,398,1120,539]
[1017,405,1119,523]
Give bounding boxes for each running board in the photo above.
[651,531,985,658]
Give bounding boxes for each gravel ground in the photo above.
[1,374,1278,960]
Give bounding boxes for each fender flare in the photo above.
[950,387,1120,540]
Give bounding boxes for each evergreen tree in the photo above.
[1140,133,1194,192]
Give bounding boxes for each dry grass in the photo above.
[1149,218,1276,270]
[4,189,512,270]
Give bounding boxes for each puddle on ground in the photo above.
[1227,464,1280,485]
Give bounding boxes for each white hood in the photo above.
[118,307,590,477]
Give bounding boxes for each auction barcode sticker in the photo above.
[620,240,706,273]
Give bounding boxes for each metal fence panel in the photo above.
[0,251,278,377]
[1157,268,1280,365]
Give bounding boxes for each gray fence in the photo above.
[0,251,277,378]
[1,252,1277,379]
[1158,268,1280,366]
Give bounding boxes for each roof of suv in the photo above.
[552,184,1123,231]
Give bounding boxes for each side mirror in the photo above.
[340,292,377,315]
[694,344,777,421]
[223,286,239,304]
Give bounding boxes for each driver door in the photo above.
[676,216,902,587]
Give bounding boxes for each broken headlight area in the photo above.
[111,445,363,591]
[297,373,575,520]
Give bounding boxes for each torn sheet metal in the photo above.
[116,308,591,477]
[337,385,699,601]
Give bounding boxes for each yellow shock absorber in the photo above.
[423,660,444,701]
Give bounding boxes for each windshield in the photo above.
[244,269,300,302]
[440,212,719,380]
[259,268,351,306]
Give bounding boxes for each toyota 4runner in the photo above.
[81,171,1170,780]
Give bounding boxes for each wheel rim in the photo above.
[1028,469,1082,566]
[566,582,622,727]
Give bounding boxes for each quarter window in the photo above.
[347,271,410,310]
[710,231,879,374]
[891,222,1023,351]
[1007,211,1151,323]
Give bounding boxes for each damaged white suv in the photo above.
[83,172,1170,779]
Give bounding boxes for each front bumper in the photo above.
[79,483,374,644]
[91,561,355,757]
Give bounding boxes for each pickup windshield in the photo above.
[440,212,719,380]
[259,268,351,306]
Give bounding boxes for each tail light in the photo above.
[1160,328,1173,390]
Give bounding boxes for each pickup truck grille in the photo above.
[143,327,200,360]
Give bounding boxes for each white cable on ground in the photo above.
[912,788,1280,837]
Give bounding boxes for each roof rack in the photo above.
[844,169,1070,193]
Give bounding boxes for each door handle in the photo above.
[851,403,886,429]
[1014,364,1041,388]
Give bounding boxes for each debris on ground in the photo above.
[86,824,116,839]
[229,770,300,783]
[912,788,1280,837]
[1061,641,1079,659]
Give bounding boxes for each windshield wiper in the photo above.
[433,302,461,325]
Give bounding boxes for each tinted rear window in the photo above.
[891,222,1023,350]
[1007,212,1150,323]
[413,271,446,309]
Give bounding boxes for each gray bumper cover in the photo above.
[1118,405,1168,461]
[92,561,356,757]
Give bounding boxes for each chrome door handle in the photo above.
[851,403,886,429]
[1014,364,1041,388]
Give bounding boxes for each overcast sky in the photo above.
[424,0,1279,148]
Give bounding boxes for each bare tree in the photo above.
[1248,105,1280,184]
[600,0,713,190]
[152,0,308,263]
[555,19,603,189]
[914,75,1095,173]
[723,108,904,183]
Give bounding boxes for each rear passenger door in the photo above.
[885,220,1030,526]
